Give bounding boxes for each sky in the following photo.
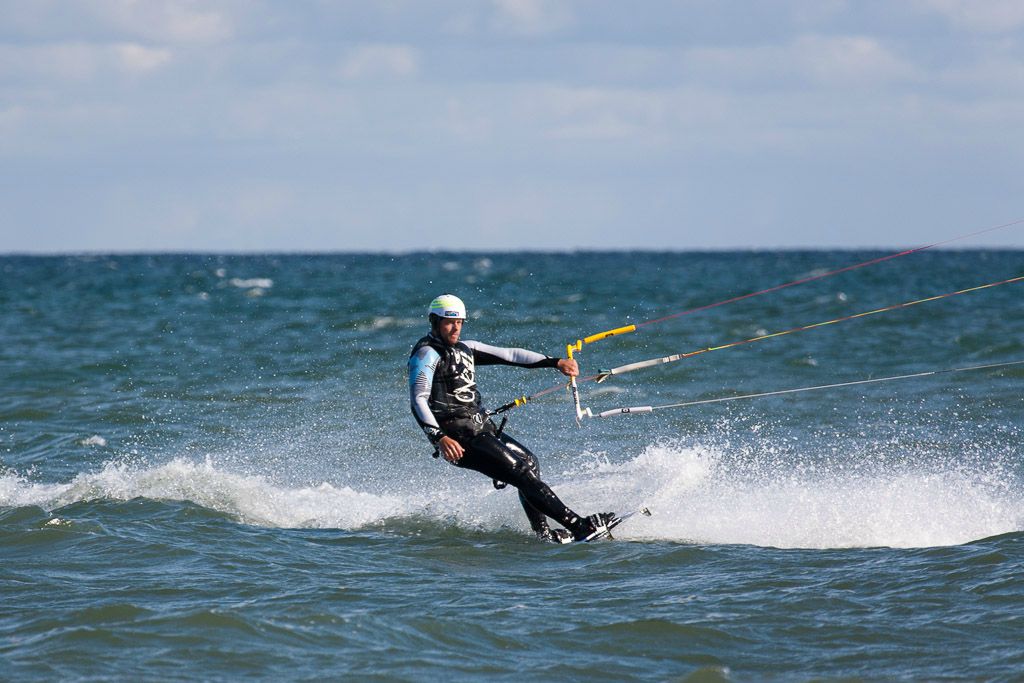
[1,0,1022,252]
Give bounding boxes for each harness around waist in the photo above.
[440,410,496,442]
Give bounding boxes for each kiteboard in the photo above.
[547,507,651,544]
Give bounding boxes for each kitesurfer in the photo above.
[408,294,616,543]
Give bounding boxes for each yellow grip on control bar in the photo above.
[583,324,636,345]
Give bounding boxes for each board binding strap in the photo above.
[546,507,652,544]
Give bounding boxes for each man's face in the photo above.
[437,317,463,346]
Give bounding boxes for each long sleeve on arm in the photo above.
[408,345,445,445]
[463,340,560,368]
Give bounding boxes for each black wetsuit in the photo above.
[408,332,582,535]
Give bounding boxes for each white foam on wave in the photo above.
[359,316,420,331]
[587,385,629,397]
[228,277,273,289]
[0,456,530,532]
[3,440,1020,548]
[554,440,1024,549]
[0,458,419,529]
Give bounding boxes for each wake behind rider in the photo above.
[408,294,615,543]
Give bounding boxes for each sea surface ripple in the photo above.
[2,251,1024,680]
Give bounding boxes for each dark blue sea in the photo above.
[2,251,1023,681]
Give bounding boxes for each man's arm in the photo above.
[464,340,559,368]
[408,346,467,462]
[408,345,445,445]
[464,340,578,376]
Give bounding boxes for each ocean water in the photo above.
[2,250,1023,681]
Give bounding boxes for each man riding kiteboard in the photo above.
[408,294,616,543]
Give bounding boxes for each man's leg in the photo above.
[456,432,581,534]
[493,434,620,542]
[497,434,553,534]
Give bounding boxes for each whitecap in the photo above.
[589,385,628,397]
[360,316,419,331]
[0,458,472,531]
[546,440,1024,549]
[229,278,273,289]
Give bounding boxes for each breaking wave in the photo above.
[2,438,1022,549]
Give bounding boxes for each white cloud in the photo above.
[915,0,1024,33]
[0,43,98,81]
[94,0,234,43]
[112,43,173,73]
[445,0,574,37]
[444,97,495,143]
[226,184,296,224]
[534,86,667,141]
[0,104,28,143]
[0,0,235,44]
[0,41,172,81]
[3,2,1023,251]
[441,11,477,37]
[490,0,575,36]
[338,45,419,81]
[791,0,851,27]
[434,83,731,152]
[686,35,918,88]
[793,35,918,85]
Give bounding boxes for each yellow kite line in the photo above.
[489,273,1024,415]
[592,274,1024,383]
[494,218,1024,418]
[574,217,1024,351]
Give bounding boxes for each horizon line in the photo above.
[3,244,1024,258]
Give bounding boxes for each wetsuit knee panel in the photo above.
[460,434,538,487]
[498,434,540,476]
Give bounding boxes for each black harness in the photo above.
[411,334,493,442]
[412,334,515,489]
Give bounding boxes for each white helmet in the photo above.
[428,294,467,320]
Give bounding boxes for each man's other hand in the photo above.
[438,435,465,463]
[557,358,579,377]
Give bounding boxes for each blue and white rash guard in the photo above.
[408,333,559,445]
